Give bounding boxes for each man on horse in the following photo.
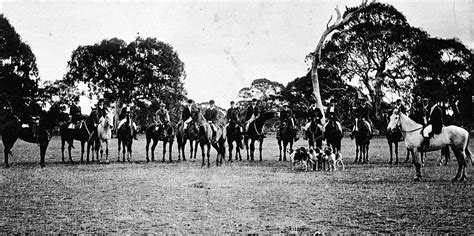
[395,99,407,114]
[303,101,323,135]
[244,98,259,134]
[353,97,373,137]
[325,100,342,133]
[205,100,219,143]
[421,96,443,150]
[69,96,85,129]
[96,97,108,123]
[280,103,298,142]
[155,102,170,133]
[227,101,240,128]
[182,99,194,132]
[117,101,138,140]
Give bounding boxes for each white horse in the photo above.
[96,111,114,163]
[387,109,471,181]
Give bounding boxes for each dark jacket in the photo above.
[119,107,128,120]
[70,104,82,122]
[428,104,443,134]
[204,107,218,123]
[227,107,239,123]
[96,106,108,119]
[245,105,259,121]
[182,106,192,121]
[355,105,370,120]
[280,109,293,123]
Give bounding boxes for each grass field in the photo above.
[0,134,473,233]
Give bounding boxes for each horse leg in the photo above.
[145,137,151,162]
[147,139,155,162]
[193,141,199,160]
[394,142,399,165]
[39,141,48,168]
[201,143,206,167]
[278,139,282,161]
[388,142,393,164]
[451,148,463,181]
[405,148,410,163]
[128,141,133,162]
[259,138,263,161]
[411,150,422,181]
[3,134,17,168]
[244,138,250,161]
[355,144,359,163]
[117,139,121,162]
[61,138,66,163]
[68,141,73,163]
[162,141,167,163]
[168,141,173,163]
[81,141,86,163]
[105,140,109,163]
[207,143,211,167]
[228,141,233,162]
[365,144,369,163]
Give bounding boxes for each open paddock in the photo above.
[0,135,473,233]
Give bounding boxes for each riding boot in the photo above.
[133,130,138,140]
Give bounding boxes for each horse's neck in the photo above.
[400,113,422,130]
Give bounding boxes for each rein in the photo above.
[253,122,262,136]
[396,116,423,133]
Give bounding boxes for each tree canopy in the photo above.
[0,14,41,118]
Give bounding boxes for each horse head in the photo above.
[386,108,400,133]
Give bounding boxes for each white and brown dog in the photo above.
[288,147,315,171]
[323,146,344,171]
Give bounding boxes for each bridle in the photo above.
[392,114,423,133]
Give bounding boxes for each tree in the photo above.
[412,37,473,124]
[62,37,187,126]
[0,14,41,118]
[308,0,369,125]
[237,78,284,101]
[319,2,429,127]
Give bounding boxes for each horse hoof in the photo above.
[5,164,10,168]
[413,176,422,182]
[451,177,459,182]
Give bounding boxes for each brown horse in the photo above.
[195,111,226,167]
[352,120,371,163]
[60,110,99,163]
[226,122,244,161]
[176,109,200,161]
[277,121,295,161]
[117,115,135,162]
[145,123,174,163]
[244,112,275,161]
[1,103,63,168]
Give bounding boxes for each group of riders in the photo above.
[63,92,444,149]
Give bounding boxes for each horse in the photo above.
[277,120,295,161]
[1,102,63,168]
[226,121,244,162]
[176,109,200,161]
[352,119,371,163]
[95,110,114,163]
[195,112,226,167]
[244,111,275,161]
[387,109,471,181]
[324,118,343,154]
[145,122,175,163]
[117,114,135,162]
[383,111,406,165]
[304,119,323,149]
[60,110,99,164]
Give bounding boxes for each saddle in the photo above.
[68,120,83,129]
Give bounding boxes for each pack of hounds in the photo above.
[288,145,344,172]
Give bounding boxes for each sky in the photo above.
[1,0,472,109]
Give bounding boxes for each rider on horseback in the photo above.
[155,102,170,134]
[227,101,240,128]
[205,100,219,143]
[69,96,85,129]
[421,97,443,150]
[280,103,298,142]
[182,99,194,132]
[395,99,407,114]
[117,102,138,140]
[303,101,323,137]
[244,98,259,134]
[96,96,108,123]
[325,100,342,133]
[353,97,373,137]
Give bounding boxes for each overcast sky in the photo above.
[1,0,472,108]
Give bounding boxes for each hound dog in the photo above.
[323,146,344,171]
[288,147,315,171]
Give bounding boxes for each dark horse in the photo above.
[60,110,99,163]
[145,123,174,163]
[1,103,63,168]
[226,121,244,161]
[117,115,135,162]
[244,112,275,161]
[196,111,226,167]
[277,121,295,161]
[324,119,343,154]
[352,120,371,163]
[305,120,323,149]
[176,109,200,161]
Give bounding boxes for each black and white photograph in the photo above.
[0,0,472,233]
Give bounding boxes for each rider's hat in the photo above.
[187,99,194,104]
[252,98,257,102]
[209,100,215,105]
[230,101,235,105]
[160,103,166,107]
